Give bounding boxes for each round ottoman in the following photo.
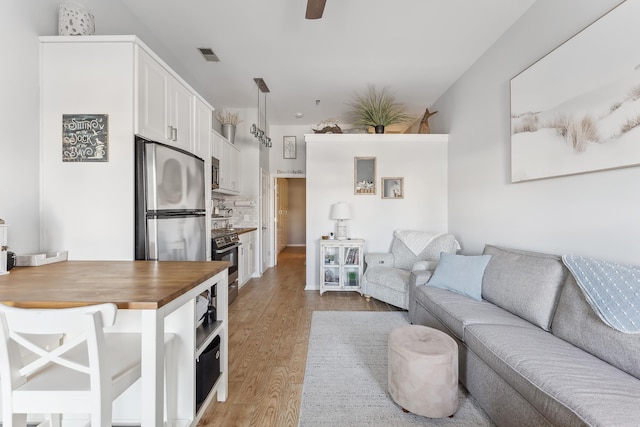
[388,325,458,418]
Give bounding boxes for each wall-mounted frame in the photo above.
[510,1,640,182]
[283,136,296,159]
[382,177,404,199]
[62,114,108,162]
[354,157,376,194]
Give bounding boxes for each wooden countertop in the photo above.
[0,260,230,310]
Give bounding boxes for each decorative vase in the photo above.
[221,124,236,144]
[374,125,385,134]
[58,3,95,36]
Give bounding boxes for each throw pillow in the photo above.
[427,252,492,301]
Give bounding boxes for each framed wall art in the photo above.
[510,1,640,182]
[283,136,296,159]
[382,177,404,199]
[62,114,108,162]
[354,157,376,194]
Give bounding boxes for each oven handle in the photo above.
[214,243,242,254]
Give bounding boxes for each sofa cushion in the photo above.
[427,253,491,301]
[414,285,537,341]
[363,267,410,293]
[482,245,567,331]
[552,275,640,380]
[465,323,640,426]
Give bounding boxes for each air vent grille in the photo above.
[198,48,220,62]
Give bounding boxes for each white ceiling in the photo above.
[117,0,536,126]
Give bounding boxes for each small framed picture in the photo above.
[381,177,404,199]
[283,136,296,159]
[354,157,376,195]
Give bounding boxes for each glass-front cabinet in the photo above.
[319,239,365,295]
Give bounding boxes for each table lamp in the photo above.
[330,202,351,240]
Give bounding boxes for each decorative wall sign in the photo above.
[62,114,108,162]
[382,177,404,199]
[510,1,640,182]
[283,136,297,159]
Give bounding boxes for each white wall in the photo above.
[305,134,448,289]
[269,125,308,176]
[0,1,56,254]
[431,0,639,264]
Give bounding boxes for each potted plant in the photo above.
[348,84,412,133]
[348,271,358,287]
[214,110,242,144]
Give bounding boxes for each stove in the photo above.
[212,233,239,250]
[211,232,239,305]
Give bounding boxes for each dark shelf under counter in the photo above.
[196,320,223,356]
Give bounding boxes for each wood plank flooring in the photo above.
[198,246,401,426]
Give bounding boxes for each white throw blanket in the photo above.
[393,230,450,256]
[563,254,640,334]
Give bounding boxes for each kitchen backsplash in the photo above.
[211,194,258,229]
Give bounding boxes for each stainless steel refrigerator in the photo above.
[135,136,206,261]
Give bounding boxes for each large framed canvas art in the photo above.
[510,0,640,182]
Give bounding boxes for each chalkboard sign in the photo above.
[62,114,108,162]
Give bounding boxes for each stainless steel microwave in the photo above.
[211,157,220,190]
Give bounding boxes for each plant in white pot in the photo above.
[215,110,242,144]
[348,84,412,133]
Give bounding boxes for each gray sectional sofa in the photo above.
[408,245,640,427]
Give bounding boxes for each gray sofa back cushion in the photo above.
[482,245,567,331]
[552,274,640,380]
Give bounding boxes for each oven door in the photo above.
[212,243,241,284]
[212,243,240,304]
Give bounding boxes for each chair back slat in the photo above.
[0,303,116,390]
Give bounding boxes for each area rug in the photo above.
[298,311,494,426]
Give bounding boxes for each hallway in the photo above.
[199,246,400,426]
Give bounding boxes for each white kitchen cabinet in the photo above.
[238,231,256,287]
[40,35,215,261]
[212,130,240,195]
[137,48,195,151]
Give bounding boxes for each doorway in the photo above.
[275,177,306,265]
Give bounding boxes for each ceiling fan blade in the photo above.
[305,0,326,19]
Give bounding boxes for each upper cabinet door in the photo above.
[136,48,195,152]
[194,98,211,161]
[169,80,194,152]
[136,49,170,144]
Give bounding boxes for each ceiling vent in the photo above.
[198,48,220,62]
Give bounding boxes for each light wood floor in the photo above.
[198,246,401,426]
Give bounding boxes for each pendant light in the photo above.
[250,78,272,148]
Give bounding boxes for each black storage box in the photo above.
[196,335,221,409]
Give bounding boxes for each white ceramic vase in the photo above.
[58,3,95,36]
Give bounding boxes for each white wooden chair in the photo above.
[0,303,142,427]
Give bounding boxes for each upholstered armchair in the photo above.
[362,231,460,309]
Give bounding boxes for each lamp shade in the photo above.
[330,202,351,220]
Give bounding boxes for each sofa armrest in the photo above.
[364,252,395,269]
[412,260,439,272]
[411,270,434,287]
[408,270,435,321]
